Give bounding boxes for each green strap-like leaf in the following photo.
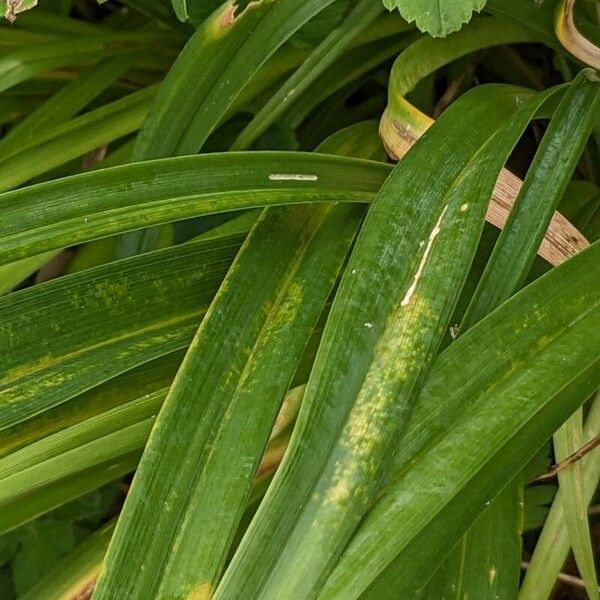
[93,203,363,599]
[0,86,156,192]
[0,152,389,267]
[520,391,600,600]
[0,351,183,458]
[485,0,559,48]
[0,54,135,160]
[19,520,115,600]
[553,410,599,600]
[437,65,600,600]
[231,0,386,150]
[171,0,187,22]
[462,69,600,327]
[388,16,537,101]
[215,84,542,600]
[0,32,169,93]
[132,0,338,160]
[120,0,342,255]
[0,454,139,533]
[323,240,600,599]
[422,480,523,600]
[92,118,378,600]
[20,520,115,600]
[0,234,242,431]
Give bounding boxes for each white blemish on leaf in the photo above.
[268,173,318,182]
[460,203,469,212]
[364,322,374,329]
[401,206,448,307]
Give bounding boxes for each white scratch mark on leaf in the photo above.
[268,174,318,182]
[401,205,448,307]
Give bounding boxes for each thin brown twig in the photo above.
[521,561,592,591]
[433,50,487,118]
[531,434,600,484]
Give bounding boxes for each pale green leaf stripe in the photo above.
[215,85,540,600]
[93,205,363,598]
[0,351,184,459]
[553,410,599,600]
[0,234,243,431]
[322,241,600,599]
[0,152,389,267]
[520,391,600,600]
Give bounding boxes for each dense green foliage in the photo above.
[0,0,599,599]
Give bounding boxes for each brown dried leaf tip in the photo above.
[5,0,20,22]
[220,4,237,27]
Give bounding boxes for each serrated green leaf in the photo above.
[382,0,487,37]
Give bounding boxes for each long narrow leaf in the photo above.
[0,234,242,431]
[216,84,546,600]
[323,241,600,599]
